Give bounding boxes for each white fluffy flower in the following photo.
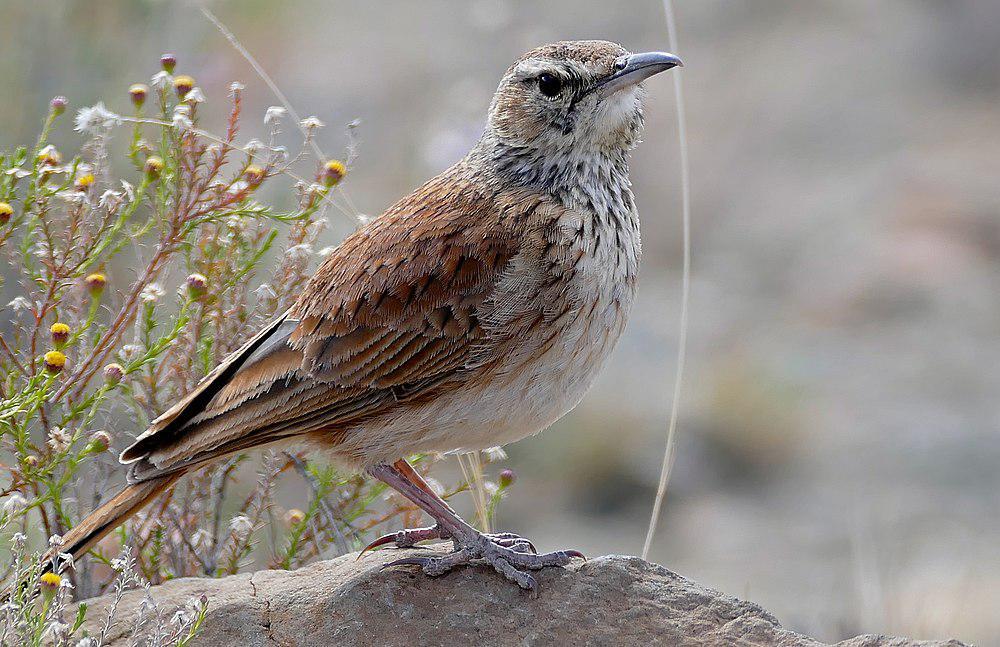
[299,116,324,130]
[2,493,26,516]
[264,106,287,124]
[7,296,31,313]
[151,71,171,89]
[140,283,165,303]
[183,87,206,104]
[229,514,253,540]
[47,427,72,453]
[253,283,276,300]
[172,105,193,131]
[483,446,508,462]
[74,102,121,135]
[285,243,313,261]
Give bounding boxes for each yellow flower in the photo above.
[243,165,265,187]
[284,509,306,526]
[173,74,195,98]
[0,202,13,224]
[40,572,61,596]
[129,83,149,107]
[74,173,95,192]
[144,156,164,180]
[320,160,346,187]
[38,146,62,167]
[50,322,70,346]
[85,273,107,295]
[44,351,67,374]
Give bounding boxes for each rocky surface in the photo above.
[75,546,968,647]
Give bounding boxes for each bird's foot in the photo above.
[382,529,583,592]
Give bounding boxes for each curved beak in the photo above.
[592,51,683,99]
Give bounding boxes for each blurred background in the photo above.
[2,0,998,642]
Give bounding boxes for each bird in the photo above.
[55,40,682,591]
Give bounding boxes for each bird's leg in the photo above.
[359,459,452,556]
[366,462,583,591]
[360,459,536,556]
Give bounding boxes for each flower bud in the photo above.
[84,273,107,296]
[144,156,164,180]
[103,362,125,384]
[129,83,149,107]
[284,508,306,526]
[44,350,66,374]
[498,468,516,488]
[74,173,95,192]
[24,455,39,468]
[50,96,68,116]
[243,165,265,187]
[0,202,13,225]
[39,572,61,598]
[320,160,346,187]
[172,75,195,98]
[50,322,70,347]
[89,430,111,452]
[185,273,208,298]
[160,53,177,74]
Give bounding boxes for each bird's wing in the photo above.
[121,168,543,479]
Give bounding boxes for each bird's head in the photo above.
[486,40,682,156]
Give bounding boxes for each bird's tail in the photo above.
[50,473,182,566]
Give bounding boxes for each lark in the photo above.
[59,41,682,591]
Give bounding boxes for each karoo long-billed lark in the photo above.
[57,40,682,591]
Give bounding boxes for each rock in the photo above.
[76,546,967,646]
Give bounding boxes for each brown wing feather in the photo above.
[122,162,534,481]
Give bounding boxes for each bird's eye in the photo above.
[537,73,562,97]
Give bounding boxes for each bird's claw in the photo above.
[379,530,584,591]
[358,525,448,560]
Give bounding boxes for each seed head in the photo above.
[243,165,265,187]
[40,572,61,597]
[74,173,96,192]
[160,53,177,73]
[44,350,66,374]
[50,96,68,116]
[89,430,112,452]
[129,83,149,107]
[84,273,107,295]
[185,273,208,298]
[103,362,125,384]
[320,160,346,187]
[284,509,306,526]
[144,156,164,180]
[172,75,195,98]
[0,202,13,225]
[50,322,70,346]
[499,468,516,488]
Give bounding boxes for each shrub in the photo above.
[0,53,513,644]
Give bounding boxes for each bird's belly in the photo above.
[344,276,633,465]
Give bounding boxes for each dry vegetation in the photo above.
[0,53,512,646]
